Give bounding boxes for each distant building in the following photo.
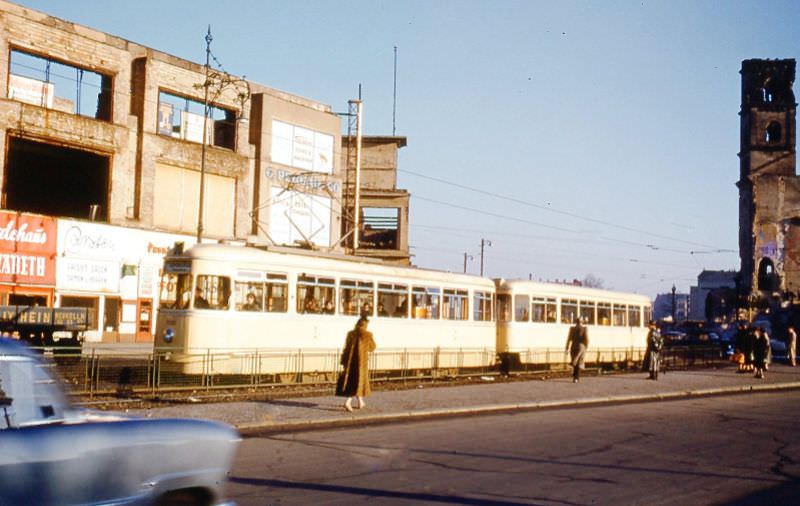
[653,292,689,322]
[689,270,738,321]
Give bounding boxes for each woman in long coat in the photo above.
[753,327,771,379]
[337,316,376,411]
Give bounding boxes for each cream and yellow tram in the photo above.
[495,279,652,366]
[155,243,496,375]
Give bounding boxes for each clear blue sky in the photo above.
[18,0,800,298]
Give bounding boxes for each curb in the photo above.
[238,381,800,435]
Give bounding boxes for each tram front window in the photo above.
[159,272,192,309]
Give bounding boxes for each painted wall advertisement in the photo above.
[0,211,56,286]
[270,120,334,174]
[56,220,195,296]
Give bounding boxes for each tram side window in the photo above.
[266,274,288,313]
[235,281,265,312]
[377,283,408,318]
[496,294,511,322]
[159,272,192,309]
[340,279,375,316]
[561,299,578,324]
[297,275,335,314]
[443,289,469,320]
[195,275,231,310]
[580,300,596,325]
[628,305,641,327]
[598,302,611,326]
[612,304,627,326]
[473,291,493,322]
[531,297,557,323]
[412,286,440,319]
[514,294,529,322]
[644,306,652,324]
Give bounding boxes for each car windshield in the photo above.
[0,356,67,429]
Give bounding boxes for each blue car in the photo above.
[0,338,240,505]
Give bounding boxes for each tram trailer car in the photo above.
[495,279,652,367]
[155,244,497,375]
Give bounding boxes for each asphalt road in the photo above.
[226,391,800,505]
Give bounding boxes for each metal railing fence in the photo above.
[32,344,729,398]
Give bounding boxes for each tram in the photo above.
[495,279,652,365]
[155,243,497,374]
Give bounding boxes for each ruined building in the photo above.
[738,58,798,300]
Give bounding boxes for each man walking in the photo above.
[646,320,664,380]
[565,317,589,383]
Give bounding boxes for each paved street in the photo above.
[226,391,800,505]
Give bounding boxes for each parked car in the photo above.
[0,338,240,506]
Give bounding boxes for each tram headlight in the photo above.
[163,327,174,344]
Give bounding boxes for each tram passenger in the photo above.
[304,297,320,314]
[323,300,336,314]
[377,303,389,317]
[394,299,408,317]
[194,287,210,309]
[565,317,589,383]
[336,316,376,412]
[242,293,260,311]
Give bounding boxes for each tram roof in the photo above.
[168,243,495,287]
[494,278,651,303]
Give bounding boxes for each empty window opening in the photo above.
[5,137,110,221]
[757,257,780,292]
[360,207,399,250]
[158,91,236,149]
[766,122,782,144]
[9,49,112,121]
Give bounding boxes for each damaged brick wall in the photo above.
[739,58,798,296]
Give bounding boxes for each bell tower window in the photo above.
[766,122,782,144]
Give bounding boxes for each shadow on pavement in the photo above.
[715,478,800,505]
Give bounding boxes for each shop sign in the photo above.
[0,211,56,285]
[56,257,119,292]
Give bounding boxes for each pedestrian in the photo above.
[565,317,588,383]
[753,327,771,379]
[743,323,756,372]
[646,320,664,380]
[734,322,750,373]
[788,325,797,367]
[336,316,376,411]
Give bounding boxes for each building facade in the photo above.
[0,1,411,341]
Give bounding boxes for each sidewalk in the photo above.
[123,363,800,434]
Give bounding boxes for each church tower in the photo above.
[738,59,797,296]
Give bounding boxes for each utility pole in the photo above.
[196,25,212,243]
[463,253,473,273]
[350,99,363,250]
[479,238,492,276]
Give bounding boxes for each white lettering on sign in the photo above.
[0,221,48,245]
[0,254,45,276]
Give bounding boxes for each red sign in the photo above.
[0,211,56,285]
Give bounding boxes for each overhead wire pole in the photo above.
[480,238,492,276]
[392,45,397,136]
[350,99,363,251]
[463,253,473,274]
[197,25,212,243]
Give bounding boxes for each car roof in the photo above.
[0,338,37,358]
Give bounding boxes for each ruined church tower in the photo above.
[738,59,797,297]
